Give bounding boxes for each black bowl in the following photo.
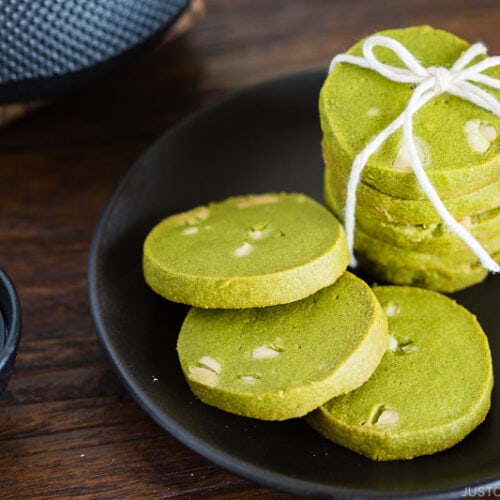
[0,268,21,393]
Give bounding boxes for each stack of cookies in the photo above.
[143,191,493,460]
[320,25,500,292]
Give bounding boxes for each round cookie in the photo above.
[143,193,349,308]
[351,227,500,292]
[323,168,499,291]
[177,272,388,421]
[307,286,493,461]
[348,205,500,254]
[325,170,500,292]
[320,25,500,201]
[353,224,500,267]
[324,158,500,224]
[355,252,491,293]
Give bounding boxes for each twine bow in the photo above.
[329,34,500,273]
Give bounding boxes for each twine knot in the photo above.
[427,66,453,93]
[328,34,500,273]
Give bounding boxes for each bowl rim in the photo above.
[0,267,21,371]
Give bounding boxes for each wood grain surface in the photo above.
[1,1,500,498]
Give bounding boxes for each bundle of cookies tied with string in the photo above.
[142,26,496,461]
[322,25,500,292]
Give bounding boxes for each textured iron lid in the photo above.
[0,0,190,103]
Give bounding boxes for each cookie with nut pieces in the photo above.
[320,25,500,201]
[320,25,500,291]
[143,192,349,308]
[323,148,500,226]
[307,285,493,460]
[176,272,388,421]
[351,228,500,292]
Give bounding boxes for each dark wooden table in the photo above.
[1,1,500,497]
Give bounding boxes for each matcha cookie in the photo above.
[352,222,500,267]
[143,193,349,308]
[348,204,500,254]
[324,164,500,291]
[324,159,500,225]
[177,272,388,420]
[351,227,500,292]
[307,286,493,460]
[355,251,492,293]
[320,25,500,201]
[325,166,500,250]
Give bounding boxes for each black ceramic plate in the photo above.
[89,69,500,499]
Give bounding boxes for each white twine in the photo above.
[329,35,500,273]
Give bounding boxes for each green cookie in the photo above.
[324,157,500,224]
[325,166,500,252]
[352,226,500,292]
[143,193,349,308]
[355,255,490,293]
[353,224,500,266]
[328,173,500,256]
[177,272,388,421]
[320,25,500,200]
[349,205,500,254]
[307,286,493,461]
[323,169,499,291]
